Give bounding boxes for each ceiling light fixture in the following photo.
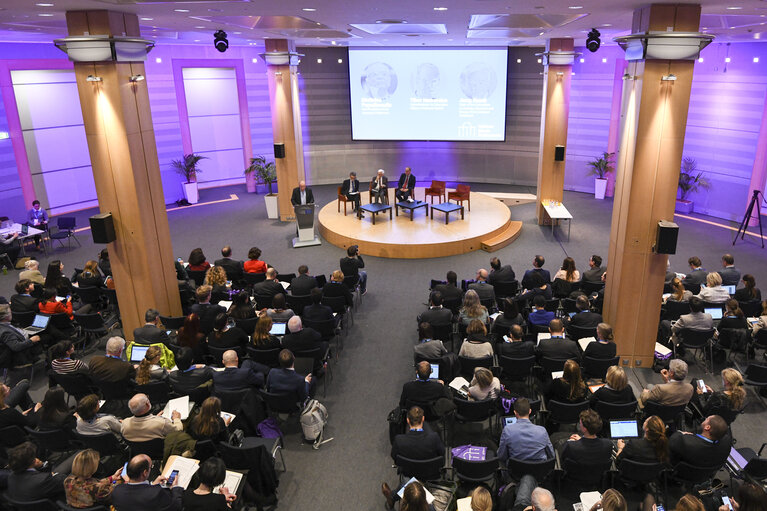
[726,6,743,9]
[586,28,601,52]
[602,58,607,63]
[302,7,316,11]
[54,35,155,62]
[569,5,583,9]
[725,57,731,62]
[86,75,102,82]
[155,57,162,63]
[614,32,714,61]
[38,13,54,16]
[755,57,760,63]
[516,58,522,63]
[140,17,152,21]
[213,30,228,52]
[698,57,703,62]
[433,7,448,11]
[579,58,585,63]
[36,2,54,6]
[338,58,343,63]
[317,58,322,63]
[129,74,144,82]
[174,9,190,13]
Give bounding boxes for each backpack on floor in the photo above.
[387,407,406,445]
[301,399,328,449]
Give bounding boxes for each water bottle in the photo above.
[2,266,6,275]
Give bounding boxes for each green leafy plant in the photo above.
[245,155,277,194]
[171,153,207,183]
[585,151,615,180]
[678,157,710,201]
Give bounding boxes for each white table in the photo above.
[0,223,46,255]
[542,201,572,241]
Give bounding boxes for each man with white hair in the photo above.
[88,336,136,383]
[18,259,44,285]
[640,358,694,406]
[211,349,267,392]
[508,475,557,511]
[370,169,388,204]
[281,316,326,373]
[121,393,182,442]
[252,267,283,299]
[468,268,496,303]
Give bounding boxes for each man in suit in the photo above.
[290,265,318,296]
[668,415,731,467]
[323,269,354,307]
[253,268,284,300]
[559,409,613,466]
[341,171,362,215]
[718,253,741,286]
[395,166,416,202]
[214,245,244,283]
[290,180,314,206]
[121,393,182,442]
[417,291,453,326]
[18,259,45,285]
[212,350,267,391]
[112,454,183,511]
[568,295,602,328]
[521,255,551,290]
[26,199,48,250]
[10,280,37,313]
[190,285,227,335]
[640,358,694,406]
[370,169,388,204]
[413,322,448,361]
[6,441,68,502]
[89,336,136,383]
[434,270,463,303]
[498,398,554,462]
[536,319,580,361]
[282,316,326,364]
[681,256,707,290]
[303,288,335,323]
[488,257,515,286]
[582,255,606,283]
[528,295,555,327]
[468,269,496,304]
[266,349,313,403]
[399,361,452,408]
[167,347,214,396]
[670,296,714,345]
[340,245,367,295]
[133,308,171,346]
[498,325,535,358]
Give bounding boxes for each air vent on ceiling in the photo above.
[351,23,446,35]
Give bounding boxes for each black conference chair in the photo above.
[452,455,500,490]
[246,346,281,368]
[582,356,620,380]
[127,438,164,460]
[498,355,536,394]
[506,456,555,483]
[212,388,251,414]
[675,328,715,373]
[493,280,520,300]
[458,355,493,380]
[3,494,58,511]
[544,400,590,431]
[49,216,80,249]
[643,400,686,431]
[395,455,444,484]
[160,315,186,331]
[568,325,597,341]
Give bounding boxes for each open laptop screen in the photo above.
[130,346,149,362]
[269,323,287,336]
[705,307,723,320]
[609,420,640,438]
[31,314,49,329]
[429,363,439,380]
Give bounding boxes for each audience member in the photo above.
[187,247,211,272]
[89,337,136,383]
[468,269,496,303]
[434,271,463,302]
[517,272,553,303]
[121,393,182,442]
[640,358,694,406]
[50,340,88,374]
[553,257,580,283]
[590,366,635,404]
[267,293,295,323]
[266,349,313,403]
[98,249,112,277]
[584,323,617,359]
[414,322,448,361]
[111,454,183,511]
[615,415,669,464]
[718,299,750,351]
[559,409,612,466]
[177,313,206,362]
[459,289,489,326]
[290,265,318,296]
[521,255,551,290]
[168,347,214,396]
[182,457,236,511]
[19,259,45,285]
[10,279,37,313]
[697,272,731,303]
[469,486,493,511]
[497,324,535,358]
[203,265,229,296]
[498,398,554,463]
[682,256,706,289]
[491,298,524,335]
[569,295,602,328]
[595,489,627,511]
[669,296,714,346]
[251,315,282,350]
[528,295,555,327]
[227,290,256,320]
[323,269,354,307]
[75,394,122,437]
[458,319,493,359]
[44,259,73,296]
[488,257,515,285]
[281,316,325,361]
[34,386,75,430]
[0,381,38,429]
[468,367,500,401]
[133,308,171,346]
[547,359,586,404]
[73,260,104,288]
[212,350,267,391]
[214,245,243,283]
[691,367,746,421]
[135,345,168,385]
[665,260,677,285]
[207,313,248,352]
[187,396,231,442]
[302,288,334,323]
[722,482,767,511]
[417,291,452,326]
[7,441,68,502]
[668,414,730,467]
[64,449,123,508]
[582,255,606,283]
[253,268,284,299]
[665,277,692,303]
[719,254,741,287]
[243,247,267,274]
[38,287,74,319]
[734,274,761,302]
[751,300,767,337]
[340,245,367,295]
[399,361,451,408]
[383,479,434,511]
[190,285,227,335]
[536,319,580,361]
[0,303,45,385]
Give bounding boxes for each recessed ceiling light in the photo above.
[602,23,612,27]
[252,58,258,63]
[208,8,222,12]
[193,39,200,42]
[568,5,583,9]
[726,6,743,9]
[338,58,343,63]
[317,58,322,63]
[516,58,522,63]
[331,40,336,45]
[537,58,542,63]
[140,17,153,21]
[35,2,54,6]
[698,57,703,63]
[37,13,53,16]
[302,7,316,11]
[755,57,760,63]
[579,58,585,63]
[233,31,241,34]
[174,9,190,13]
[602,58,607,63]
[433,7,448,11]
[725,57,731,62]
[155,57,162,63]
[538,32,544,35]
[195,26,205,29]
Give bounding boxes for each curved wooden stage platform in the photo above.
[318,190,523,259]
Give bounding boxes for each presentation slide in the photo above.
[348,48,508,141]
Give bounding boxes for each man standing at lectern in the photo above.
[342,171,363,217]
[291,180,314,206]
[370,169,388,204]
[395,167,416,202]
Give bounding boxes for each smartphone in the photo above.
[722,495,733,511]
[657,505,665,511]
[120,462,128,479]
[698,380,707,393]
[165,469,179,487]
[166,330,172,335]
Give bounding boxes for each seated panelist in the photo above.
[395,167,416,202]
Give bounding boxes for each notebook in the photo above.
[449,377,470,398]
[588,383,606,394]
[270,322,287,335]
[705,307,723,320]
[280,281,290,290]
[551,370,564,379]
[536,332,551,346]
[129,345,149,362]
[213,470,243,494]
[23,314,49,336]
[162,395,193,420]
[609,419,640,438]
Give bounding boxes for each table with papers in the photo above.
[541,201,573,241]
[0,222,47,255]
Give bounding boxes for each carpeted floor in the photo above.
[1,182,765,510]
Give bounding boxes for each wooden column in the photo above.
[604,4,701,368]
[605,58,628,198]
[745,90,767,225]
[536,38,574,224]
[66,10,182,339]
[264,39,305,221]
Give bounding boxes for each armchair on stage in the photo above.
[292,204,322,248]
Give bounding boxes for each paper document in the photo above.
[578,337,596,352]
[163,395,193,420]
[449,376,470,391]
[162,456,199,489]
[397,478,434,504]
[580,492,601,511]
[457,497,472,511]
[98,400,106,408]
[214,470,243,494]
[280,281,290,290]
[551,371,564,379]
[489,312,501,320]
[654,342,671,356]
[221,411,236,423]
[218,300,233,309]
[588,383,606,394]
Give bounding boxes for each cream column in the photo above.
[745,91,767,226]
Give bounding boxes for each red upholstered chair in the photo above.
[424,180,446,204]
[337,186,350,215]
[448,184,471,211]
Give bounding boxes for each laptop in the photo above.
[20,224,29,235]
[429,363,439,380]
[270,322,287,336]
[568,311,577,318]
[23,314,49,336]
[609,419,640,438]
[727,447,749,472]
[724,285,736,295]
[130,345,149,362]
[705,307,723,320]
[503,416,517,427]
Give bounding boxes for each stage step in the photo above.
[481,221,523,252]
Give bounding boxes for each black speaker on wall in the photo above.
[90,212,116,244]
[274,143,285,159]
[656,220,679,254]
[554,145,565,161]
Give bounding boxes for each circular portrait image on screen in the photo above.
[361,62,398,100]
[411,62,441,99]
[460,62,497,99]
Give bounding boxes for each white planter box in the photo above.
[675,200,693,214]
[182,182,199,204]
[265,194,279,219]
[594,178,608,200]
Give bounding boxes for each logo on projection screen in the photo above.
[458,123,477,137]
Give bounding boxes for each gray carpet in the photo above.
[1,182,765,510]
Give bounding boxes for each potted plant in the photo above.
[171,153,207,204]
[245,155,278,218]
[586,151,615,200]
[675,157,710,214]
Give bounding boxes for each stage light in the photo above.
[214,30,228,53]
[129,74,144,82]
[586,28,601,53]
[86,75,102,82]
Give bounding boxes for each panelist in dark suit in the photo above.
[290,180,314,206]
[266,349,313,403]
[214,245,244,283]
[370,169,389,204]
[133,308,171,346]
[290,265,318,297]
[395,167,416,202]
[341,171,362,214]
[112,454,183,511]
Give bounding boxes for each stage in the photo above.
[317,188,523,259]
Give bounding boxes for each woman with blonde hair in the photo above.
[584,322,617,359]
[591,489,627,511]
[468,367,501,401]
[616,415,669,463]
[554,256,580,283]
[590,365,635,404]
[665,277,692,303]
[697,272,730,303]
[459,289,488,326]
[692,367,746,421]
[73,260,105,288]
[547,359,586,403]
[458,319,493,359]
[469,486,493,511]
[64,449,123,508]
[135,345,167,385]
[204,265,228,294]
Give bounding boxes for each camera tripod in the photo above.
[733,189,765,248]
